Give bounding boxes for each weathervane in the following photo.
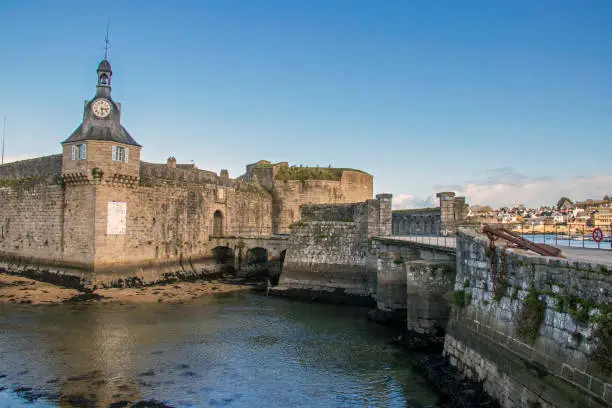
[104,19,110,59]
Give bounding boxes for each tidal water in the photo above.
[526,234,612,250]
[0,292,441,407]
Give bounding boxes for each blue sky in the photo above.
[1,0,611,208]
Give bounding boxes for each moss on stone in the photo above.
[453,290,471,308]
[516,287,546,344]
[511,287,519,300]
[493,278,508,302]
[253,162,274,168]
[0,176,47,189]
[590,302,612,375]
[556,295,596,324]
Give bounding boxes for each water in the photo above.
[525,234,612,250]
[0,292,441,407]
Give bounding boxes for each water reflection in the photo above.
[0,293,441,407]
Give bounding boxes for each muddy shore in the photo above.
[0,273,262,305]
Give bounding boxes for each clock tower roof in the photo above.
[61,57,141,147]
[62,123,141,147]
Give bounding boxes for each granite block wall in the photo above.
[444,228,612,408]
[277,221,374,303]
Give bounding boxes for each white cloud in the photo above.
[392,169,611,210]
[435,170,612,208]
[393,193,438,210]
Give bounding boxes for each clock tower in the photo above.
[61,56,142,185]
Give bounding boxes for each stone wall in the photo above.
[89,175,273,286]
[301,203,359,223]
[0,152,370,288]
[0,178,98,287]
[392,208,441,235]
[0,159,274,288]
[444,228,612,407]
[273,196,390,304]
[0,155,62,179]
[0,179,65,260]
[270,169,373,234]
[274,221,375,305]
[140,161,220,186]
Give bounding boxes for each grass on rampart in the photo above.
[0,176,48,189]
[274,166,368,181]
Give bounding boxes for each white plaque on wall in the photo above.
[107,201,127,235]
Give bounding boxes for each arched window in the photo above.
[213,210,223,236]
[100,74,108,85]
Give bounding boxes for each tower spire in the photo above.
[104,19,110,60]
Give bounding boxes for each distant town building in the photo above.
[591,209,612,228]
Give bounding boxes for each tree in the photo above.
[556,197,573,210]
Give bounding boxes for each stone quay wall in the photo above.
[444,228,612,408]
[273,196,391,305]
[276,221,374,304]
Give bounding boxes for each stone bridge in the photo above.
[210,227,458,343]
[370,235,457,347]
[208,235,290,279]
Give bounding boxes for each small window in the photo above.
[112,145,129,163]
[72,144,86,160]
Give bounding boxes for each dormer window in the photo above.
[71,143,87,160]
[112,145,129,163]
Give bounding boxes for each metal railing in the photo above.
[387,234,456,249]
[391,223,612,251]
[499,222,612,250]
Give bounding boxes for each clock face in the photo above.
[91,98,111,118]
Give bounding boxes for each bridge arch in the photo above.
[212,245,234,274]
[246,247,269,270]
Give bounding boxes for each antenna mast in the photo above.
[1,118,5,165]
[104,19,110,59]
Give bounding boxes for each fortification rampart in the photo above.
[0,157,274,288]
[445,228,612,407]
[392,192,469,236]
[140,161,221,186]
[0,56,373,289]
[0,155,62,180]
[271,171,373,233]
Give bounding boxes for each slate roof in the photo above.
[97,59,112,72]
[62,124,141,147]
